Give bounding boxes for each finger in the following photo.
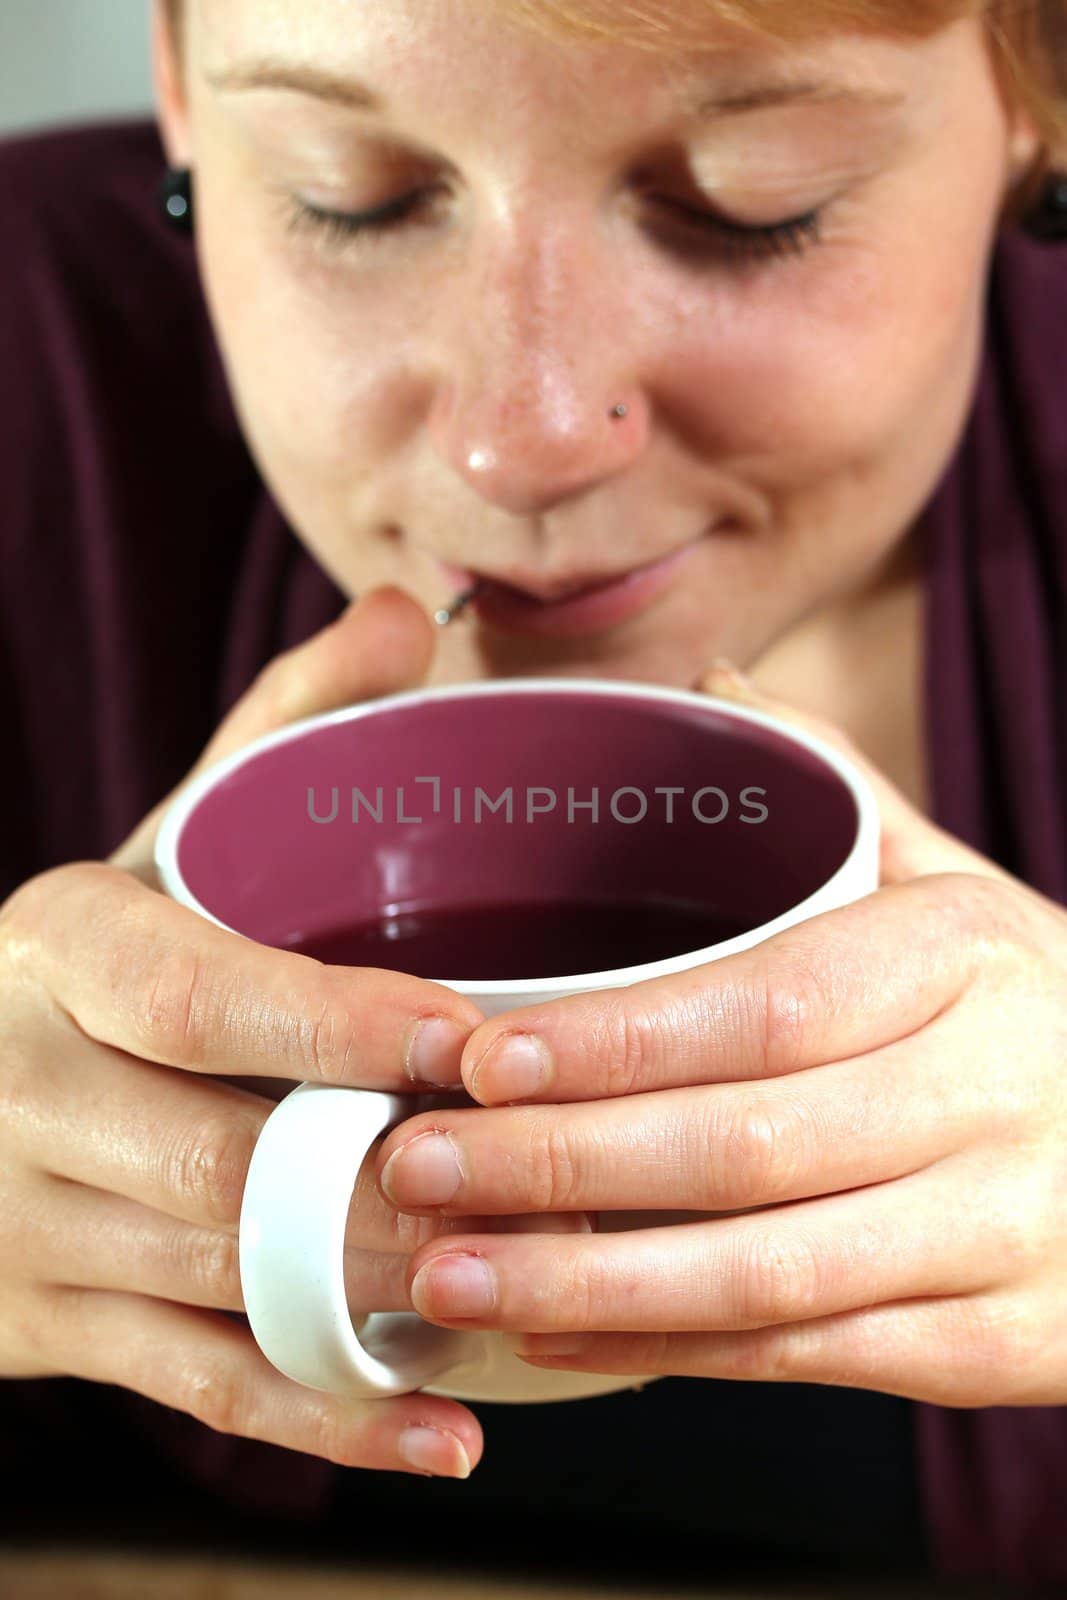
[696,661,1017,890]
[13,1034,595,1248]
[377,1011,990,1218]
[15,1171,416,1314]
[458,870,983,1107]
[4,860,483,1092]
[39,1285,482,1478]
[512,1290,1036,1409]
[401,1157,1001,1337]
[19,1172,589,1328]
[111,587,437,888]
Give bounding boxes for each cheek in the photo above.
[695,239,978,477]
[197,201,404,475]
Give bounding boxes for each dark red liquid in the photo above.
[283,898,753,980]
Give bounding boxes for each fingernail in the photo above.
[381,1131,463,1209]
[470,1032,553,1104]
[703,659,757,697]
[397,1424,472,1479]
[516,1333,590,1358]
[411,1253,497,1319]
[405,1016,469,1088]
[508,1210,597,1235]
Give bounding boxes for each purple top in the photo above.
[0,118,1064,1588]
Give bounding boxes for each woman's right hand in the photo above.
[0,587,525,1482]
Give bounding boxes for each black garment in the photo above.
[324,1379,933,1588]
[2,1372,931,1590]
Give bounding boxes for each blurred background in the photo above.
[0,0,153,137]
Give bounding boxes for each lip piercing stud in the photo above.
[434,581,483,626]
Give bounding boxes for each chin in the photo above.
[455,629,712,691]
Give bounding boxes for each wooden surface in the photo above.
[0,1549,1013,1600]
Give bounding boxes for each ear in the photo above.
[997,106,1048,232]
[1007,111,1044,187]
[151,0,192,168]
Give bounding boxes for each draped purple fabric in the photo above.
[913,216,1067,1587]
[0,118,1063,1587]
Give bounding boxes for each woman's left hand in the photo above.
[373,664,1067,1407]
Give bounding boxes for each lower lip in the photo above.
[444,538,708,640]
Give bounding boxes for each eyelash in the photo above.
[282,188,826,267]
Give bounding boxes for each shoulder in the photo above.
[0,123,263,881]
[0,117,243,502]
[991,221,1067,325]
[976,226,1067,603]
[0,117,221,394]
[987,226,1067,475]
[0,116,175,267]
[0,117,254,654]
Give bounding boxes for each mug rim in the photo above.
[154,675,880,994]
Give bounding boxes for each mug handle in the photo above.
[238,1081,488,1397]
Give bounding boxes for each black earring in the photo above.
[1023,173,1067,242]
[159,166,193,235]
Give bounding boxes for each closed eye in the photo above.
[282,188,826,266]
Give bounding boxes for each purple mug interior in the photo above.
[171,687,859,980]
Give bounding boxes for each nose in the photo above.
[426,235,649,516]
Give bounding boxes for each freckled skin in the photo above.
[153,3,1040,692]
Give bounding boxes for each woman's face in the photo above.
[156,2,1038,687]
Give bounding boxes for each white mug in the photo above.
[155,677,880,1404]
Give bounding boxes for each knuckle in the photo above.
[938,1296,1043,1407]
[928,872,1025,959]
[525,1111,583,1212]
[180,1225,242,1307]
[169,1113,258,1227]
[583,997,660,1098]
[948,869,1012,923]
[622,1331,674,1371]
[184,1357,250,1437]
[556,1247,604,1332]
[132,944,217,1068]
[733,1229,822,1328]
[0,863,75,973]
[21,1283,95,1376]
[994,1307,1046,1399]
[749,1321,824,1384]
[1,859,120,957]
[301,978,358,1086]
[8,1285,65,1371]
[757,942,831,1076]
[983,1186,1043,1284]
[714,1095,814,1206]
[0,876,39,961]
[763,1332,816,1384]
[306,1405,365,1468]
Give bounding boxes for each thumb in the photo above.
[112,585,437,884]
[695,658,1014,889]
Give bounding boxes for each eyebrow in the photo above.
[695,79,907,116]
[205,59,907,120]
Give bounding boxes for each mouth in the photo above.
[436,528,728,640]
